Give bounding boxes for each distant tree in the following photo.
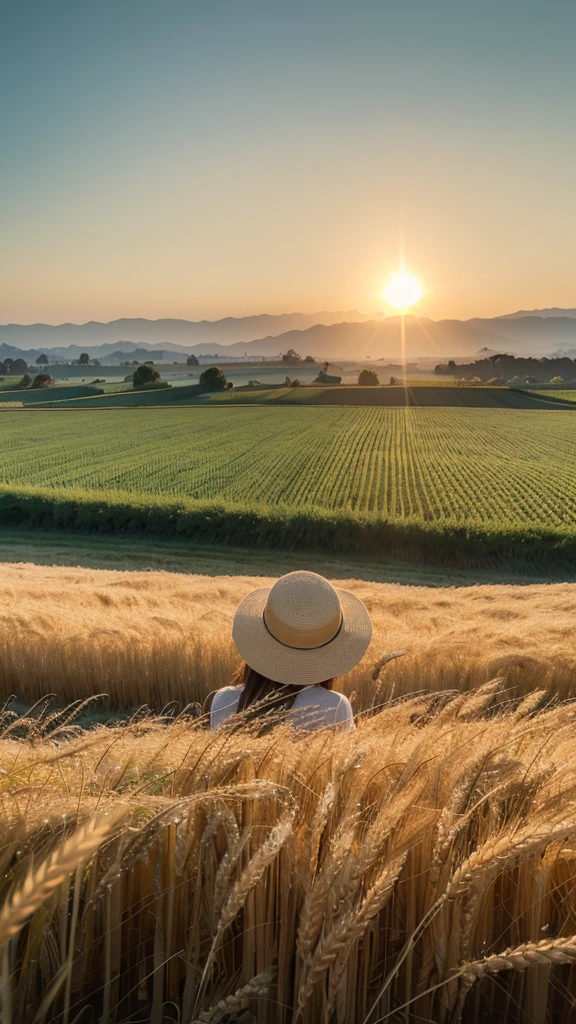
[322,361,329,373]
[31,373,52,389]
[525,376,537,384]
[79,353,90,366]
[281,348,301,364]
[132,360,139,365]
[92,358,100,367]
[290,379,301,387]
[186,354,199,366]
[133,363,161,387]
[144,360,155,365]
[12,358,28,374]
[21,374,32,388]
[0,359,14,375]
[358,368,380,386]
[389,376,396,385]
[303,355,315,364]
[226,380,233,389]
[36,354,48,366]
[199,365,227,389]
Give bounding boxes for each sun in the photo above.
[382,270,423,310]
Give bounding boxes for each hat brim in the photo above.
[232,586,372,687]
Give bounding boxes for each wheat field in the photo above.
[2,563,576,1023]
[4,681,576,1023]
[1,562,576,711]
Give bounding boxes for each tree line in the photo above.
[435,353,576,384]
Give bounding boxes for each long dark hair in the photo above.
[234,663,333,720]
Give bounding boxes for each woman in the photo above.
[210,570,372,732]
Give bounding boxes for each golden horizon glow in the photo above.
[382,271,423,310]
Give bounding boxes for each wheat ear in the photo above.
[462,934,576,981]
[218,812,293,933]
[196,967,276,1021]
[445,818,576,900]
[0,811,124,946]
[326,853,408,1015]
[296,808,361,964]
[297,854,406,1016]
[194,813,293,1012]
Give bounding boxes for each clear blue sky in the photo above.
[1,0,575,323]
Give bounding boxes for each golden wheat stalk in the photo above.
[0,810,124,946]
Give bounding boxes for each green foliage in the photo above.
[199,365,227,388]
[281,348,301,363]
[35,354,48,366]
[358,368,380,386]
[31,373,52,389]
[186,354,199,366]
[133,363,161,387]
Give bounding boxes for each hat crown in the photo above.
[264,571,342,651]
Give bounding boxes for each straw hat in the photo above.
[232,570,372,687]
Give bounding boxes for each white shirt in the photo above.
[210,684,355,732]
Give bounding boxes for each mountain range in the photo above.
[0,310,378,354]
[498,307,576,319]
[1,309,576,363]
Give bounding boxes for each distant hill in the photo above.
[1,309,576,362]
[498,308,576,319]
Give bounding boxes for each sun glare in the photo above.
[382,271,423,310]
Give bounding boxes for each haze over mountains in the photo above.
[1,309,575,364]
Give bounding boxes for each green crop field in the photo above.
[533,390,576,404]
[1,406,576,568]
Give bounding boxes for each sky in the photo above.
[1,0,575,325]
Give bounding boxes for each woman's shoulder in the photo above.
[292,686,354,731]
[211,685,242,710]
[295,686,349,708]
[211,688,239,704]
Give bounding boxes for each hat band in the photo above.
[263,604,343,650]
